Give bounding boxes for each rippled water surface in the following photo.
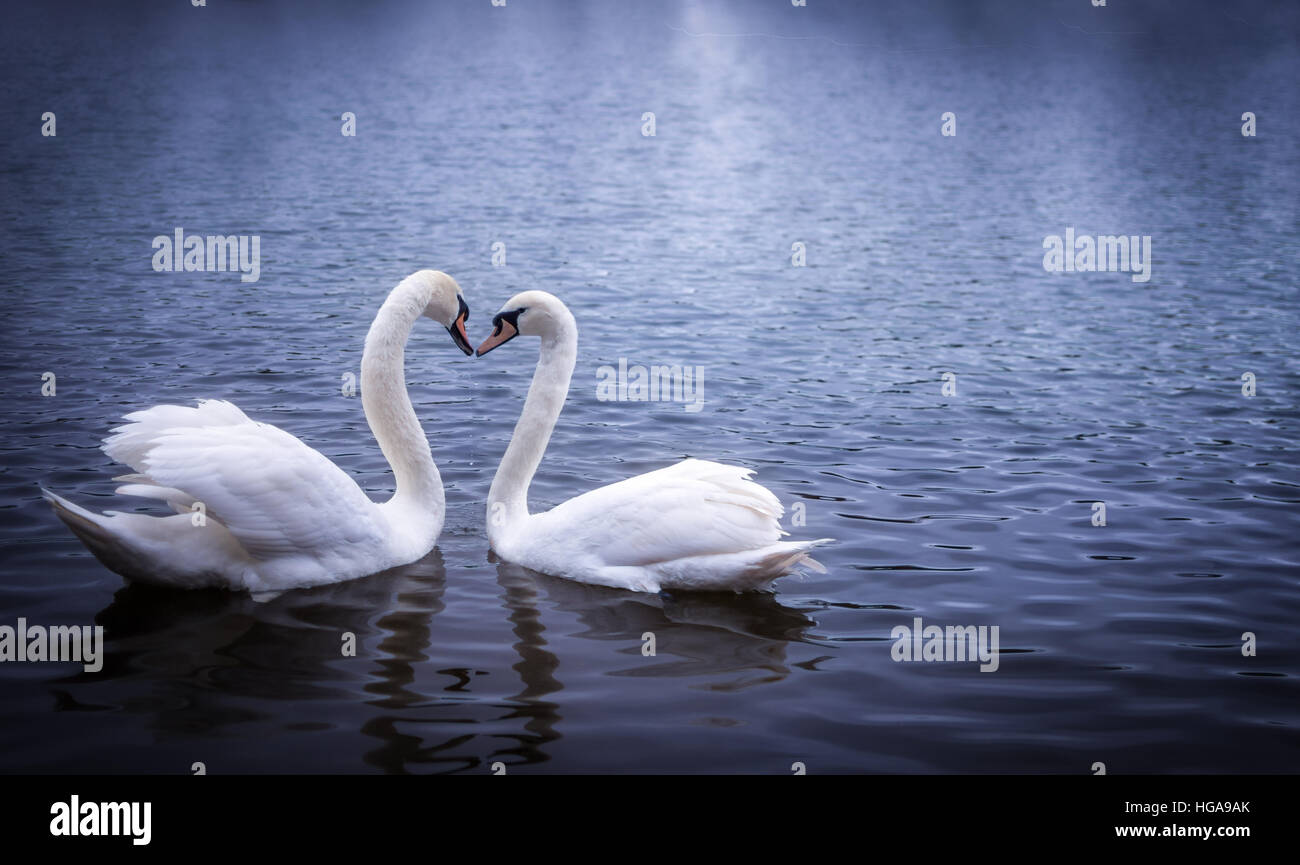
[1,1,1298,773]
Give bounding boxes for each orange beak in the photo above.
[447,295,473,355]
[476,319,518,357]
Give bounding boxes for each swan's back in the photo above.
[516,459,829,592]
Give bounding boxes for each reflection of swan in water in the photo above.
[488,561,565,770]
[531,568,816,689]
[485,558,818,771]
[67,552,818,774]
[79,551,451,773]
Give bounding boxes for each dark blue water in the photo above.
[1,0,1297,773]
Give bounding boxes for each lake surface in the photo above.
[1,0,1297,773]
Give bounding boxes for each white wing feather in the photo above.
[106,399,383,562]
[534,459,786,566]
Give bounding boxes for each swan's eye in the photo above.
[491,307,526,336]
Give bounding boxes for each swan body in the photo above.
[44,270,473,593]
[476,290,831,593]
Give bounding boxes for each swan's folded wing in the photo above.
[104,399,254,471]
[133,413,383,561]
[539,459,787,566]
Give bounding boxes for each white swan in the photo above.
[43,269,473,593]
[475,290,831,593]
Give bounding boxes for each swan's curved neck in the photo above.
[488,318,577,534]
[361,279,444,522]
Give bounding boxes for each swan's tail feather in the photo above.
[44,488,242,590]
[772,547,829,575]
[42,489,137,577]
[801,554,828,574]
[715,539,834,592]
[758,539,833,577]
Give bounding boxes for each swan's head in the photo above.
[414,270,472,356]
[476,290,571,356]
